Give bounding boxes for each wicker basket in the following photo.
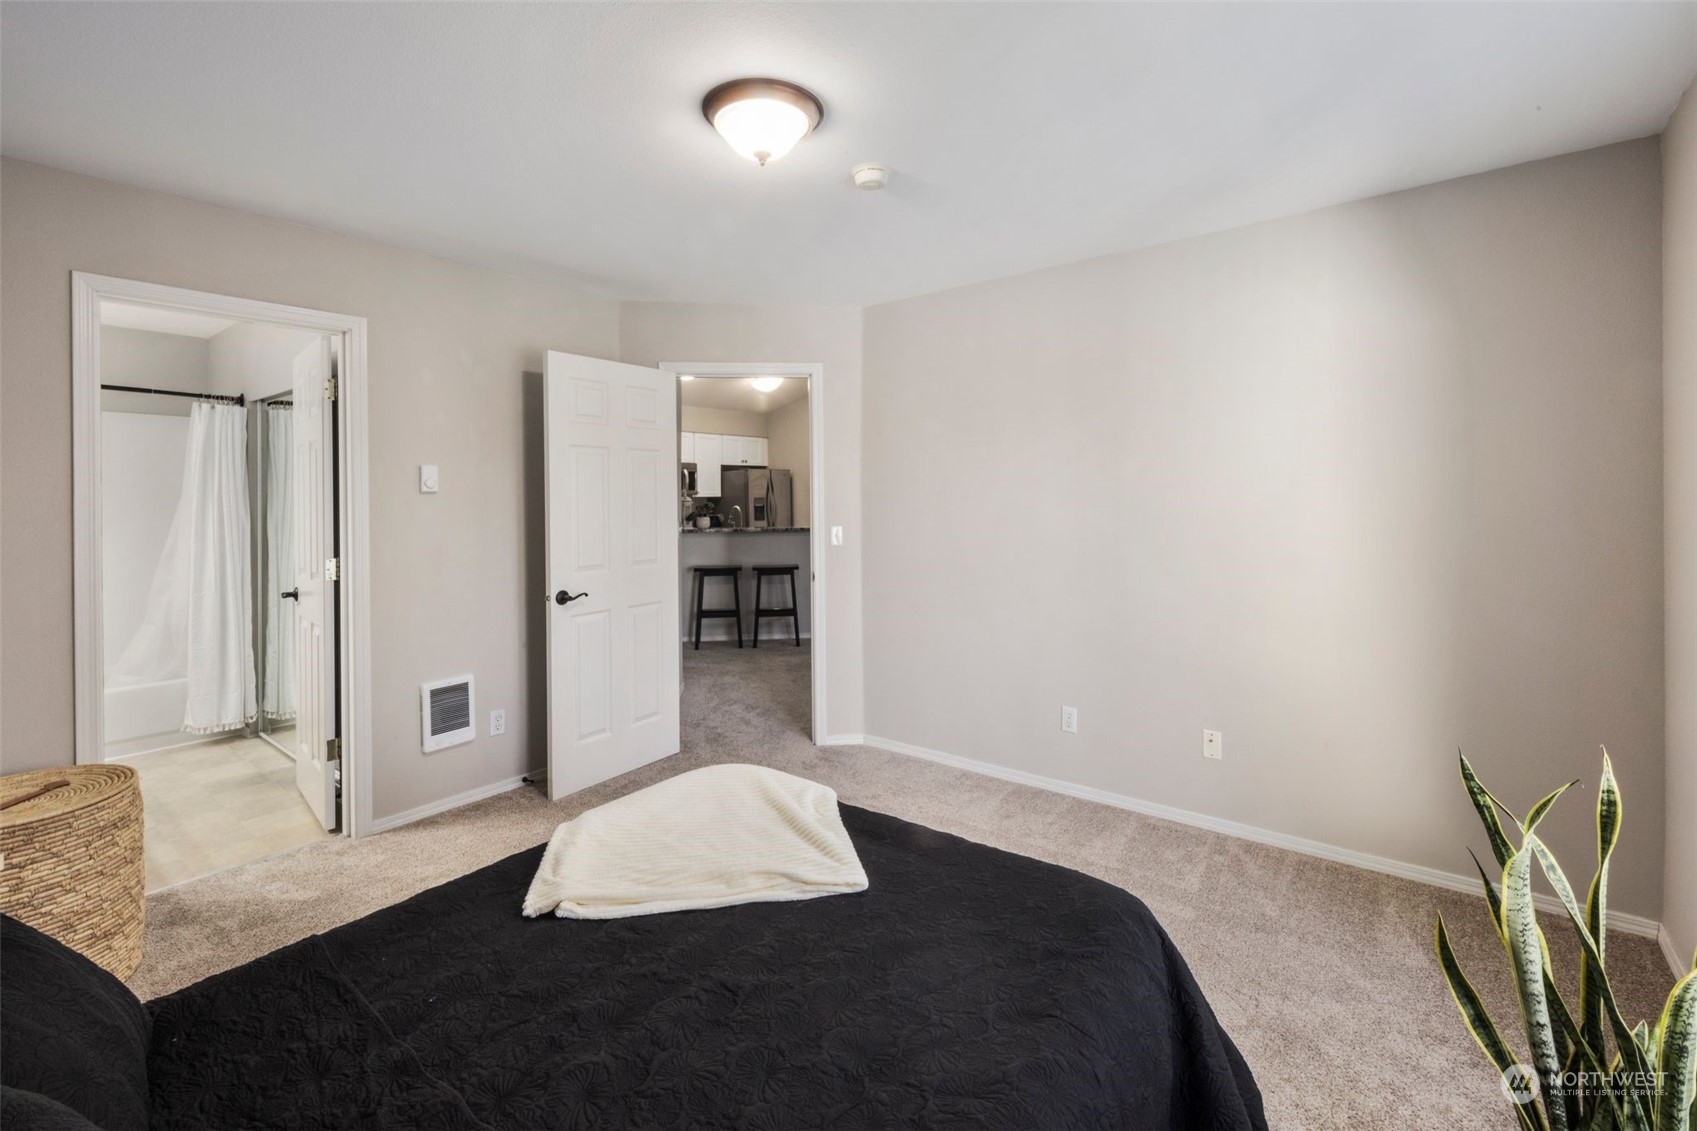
[0,765,145,979]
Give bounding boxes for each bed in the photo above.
[3,804,1267,1130]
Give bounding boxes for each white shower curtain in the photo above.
[180,402,257,733]
[261,404,296,722]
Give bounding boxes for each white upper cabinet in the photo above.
[694,433,723,497]
[680,432,767,494]
[723,435,768,466]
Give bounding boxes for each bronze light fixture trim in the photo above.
[701,78,825,166]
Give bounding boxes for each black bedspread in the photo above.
[147,805,1266,1130]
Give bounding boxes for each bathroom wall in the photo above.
[207,322,325,401]
[101,411,188,679]
[99,325,209,416]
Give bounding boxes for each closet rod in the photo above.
[100,384,244,407]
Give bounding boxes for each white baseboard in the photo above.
[1661,923,1691,977]
[860,734,1665,942]
[369,773,537,834]
[819,733,865,746]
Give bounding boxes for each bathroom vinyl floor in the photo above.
[122,737,333,892]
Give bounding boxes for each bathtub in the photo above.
[103,678,199,756]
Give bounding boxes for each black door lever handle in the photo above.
[555,590,587,605]
[280,589,299,601]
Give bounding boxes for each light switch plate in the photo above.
[831,526,844,546]
[1203,729,1223,760]
[420,465,440,494]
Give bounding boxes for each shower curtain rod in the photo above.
[100,384,244,407]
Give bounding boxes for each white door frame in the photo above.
[658,361,826,744]
[70,272,375,838]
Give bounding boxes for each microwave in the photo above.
[680,463,698,495]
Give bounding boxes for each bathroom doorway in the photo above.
[72,274,372,888]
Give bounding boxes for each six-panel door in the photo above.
[544,351,681,800]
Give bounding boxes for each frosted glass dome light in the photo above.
[748,376,785,393]
[703,79,824,167]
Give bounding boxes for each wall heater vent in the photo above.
[421,675,475,753]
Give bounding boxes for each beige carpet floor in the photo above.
[132,643,1677,1130]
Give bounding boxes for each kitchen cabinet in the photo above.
[724,435,766,466]
[681,432,767,496]
[693,433,723,497]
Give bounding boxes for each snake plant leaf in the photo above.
[1523,779,1581,836]
[1473,849,1510,944]
[1584,752,1622,1056]
[1575,1096,1620,1131]
[1656,970,1696,1131]
[1527,836,1652,1084]
[1637,1019,1658,1074]
[1462,751,1520,868]
[1505,843,1570,1131]
[1436,914,1550,1131]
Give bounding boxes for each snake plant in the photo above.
[1436,751,1695,1131]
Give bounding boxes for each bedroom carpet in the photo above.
[132,643,1677,1131]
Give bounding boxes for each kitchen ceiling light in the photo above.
[678,374,695,381]
[702,79,823,166]
[748,376,785,393]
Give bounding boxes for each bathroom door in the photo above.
[291,337,338,830]
[544,351,681,800]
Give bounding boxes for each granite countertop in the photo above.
[681,526,809,534]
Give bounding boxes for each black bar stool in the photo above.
[691,565,744,649]
[751,565,801,648]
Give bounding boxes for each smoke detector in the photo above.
[852,163,889,191]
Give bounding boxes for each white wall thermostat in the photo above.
[420,465,439,494]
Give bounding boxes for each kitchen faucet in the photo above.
[729,504,743,528]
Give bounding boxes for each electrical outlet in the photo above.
[1203,729,1222,760]
[1061,706,1079,734]
[489,709,506,737]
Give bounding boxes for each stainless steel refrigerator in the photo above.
[720,467,793,528]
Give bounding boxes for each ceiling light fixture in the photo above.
[678,374,695,381]
[748,376,785,393]
[702,78,823,166]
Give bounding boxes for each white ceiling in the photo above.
[100,301,236,339]
[6,3,1694,306]
[680,376,808,414]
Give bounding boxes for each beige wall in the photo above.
[680,405,767,438]
[1664,80,1697,963]
[862,140,1667,917]
[765,394,811,529]
[620,302,864,739]
[0,158,622,824]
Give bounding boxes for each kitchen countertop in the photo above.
[680,526,809,534]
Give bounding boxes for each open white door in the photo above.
[291,337,338,830]
[545,351,680,800]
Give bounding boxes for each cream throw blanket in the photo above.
[521,764,868,920]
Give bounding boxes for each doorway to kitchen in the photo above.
[662,363,824,748]
[72,273,373,891]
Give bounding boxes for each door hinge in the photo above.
[324,556,340,581]
[324,374,338,402]
[326,737,342,764]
